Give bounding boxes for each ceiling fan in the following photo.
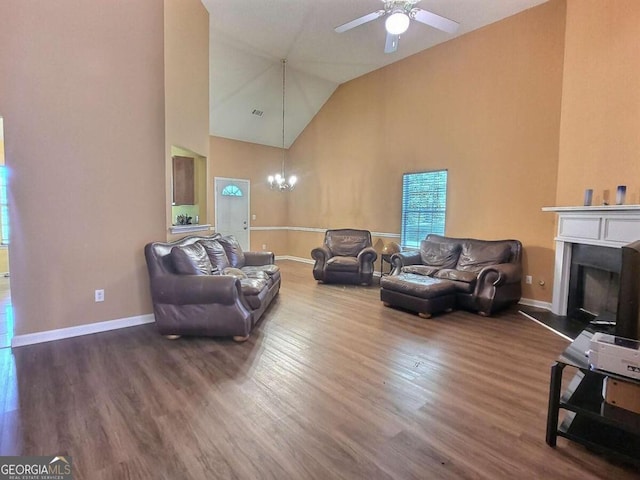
[335,0,459,54]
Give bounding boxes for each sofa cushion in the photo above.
[401,265,440,276]
[222,267,247,279]
[420,240,461,269]
[243,270,269,281]
[239,278,267,296]
[170,243,214,275]
[326,256,359,271]
[456,242,511,273]
[242,265,281,286]
[198,239,231,273]
[432,269,476,293]
[217,235,246,268]
[240,278,268,309]
[434,269,477,283]
[241,265,280,276]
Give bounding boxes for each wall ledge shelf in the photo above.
[169,224,212,235]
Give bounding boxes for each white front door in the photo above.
[214,177,250,250]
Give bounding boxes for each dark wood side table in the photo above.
[546,329,640,466]
[380,253,393,276]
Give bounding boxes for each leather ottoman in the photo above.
[380,273,456,318]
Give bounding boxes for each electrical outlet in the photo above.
[95,289,105,302]
[252,214,257,221]
[262,244,267,250]
[525,275,532,285]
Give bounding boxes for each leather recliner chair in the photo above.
[311,229,378,285]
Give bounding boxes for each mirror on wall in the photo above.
[171,146,206,225]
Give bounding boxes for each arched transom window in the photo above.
[221,184,243,197]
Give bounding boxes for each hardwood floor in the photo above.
[0,261,637,479]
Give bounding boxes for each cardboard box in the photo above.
[604,377,640,414]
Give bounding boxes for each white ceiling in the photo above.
[203,0,548,148]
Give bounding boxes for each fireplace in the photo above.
[567,243,620,322]
[542,205,640,316]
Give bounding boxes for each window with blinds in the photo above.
[401,170,447,249]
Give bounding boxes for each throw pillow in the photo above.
[217,235,246,268]
[198,238,231,272]
[171,243,214,275]
[420,240,461,269]
[456,242,511,273]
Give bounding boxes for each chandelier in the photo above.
[267,59,297,191]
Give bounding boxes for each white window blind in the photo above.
[401,170,447,248]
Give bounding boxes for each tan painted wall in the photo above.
[164,0,210,233]
[0,249,8,274]
[0,0,166,335]
[556,0,640,206]
[210,136,289,254]
[209,135,402,260]
[0,118,7,271]
[286,0,566,302]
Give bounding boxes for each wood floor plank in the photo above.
[1,260,638,479]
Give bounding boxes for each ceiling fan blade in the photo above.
[412,8,459,34]
[384,32,399,54]
[335,10,385,33]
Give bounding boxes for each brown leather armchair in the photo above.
[311,229,378,285]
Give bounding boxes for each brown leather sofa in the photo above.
[311,229,378,285]
[144,234,280,341]
[388,234,522,316]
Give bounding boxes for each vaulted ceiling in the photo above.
[202,0,548,148]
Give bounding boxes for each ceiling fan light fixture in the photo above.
[385,11,410,35]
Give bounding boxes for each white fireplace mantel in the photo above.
[543,205,640,315]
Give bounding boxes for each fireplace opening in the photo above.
[567,244,621,323]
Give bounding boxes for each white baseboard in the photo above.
[518,298,552,311]
[275,255,314,264]
[11,313,155,348]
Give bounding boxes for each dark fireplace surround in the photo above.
[567,243,621,323]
